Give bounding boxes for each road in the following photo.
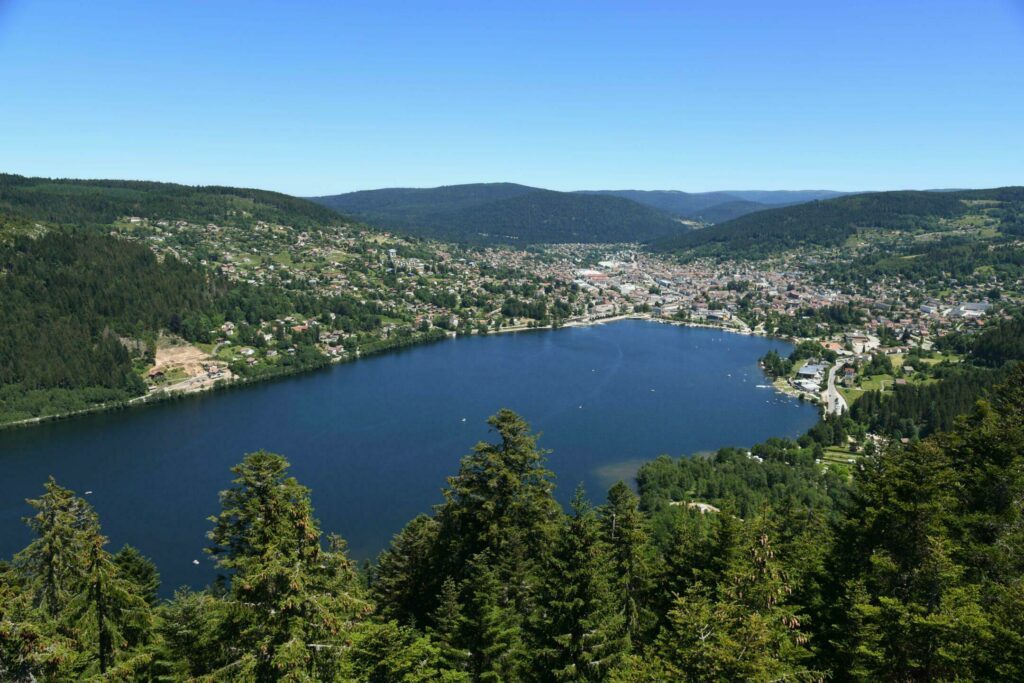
[823,360,849,416]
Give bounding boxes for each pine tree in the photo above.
[654,586,743,681]
[462,553,530,682]
[7,479,155,679]
[204,450,370,680]
[114,544,161,606]
[540,487,628,681]
[152,587,228,680]
[437,409,560,567]
[372,514,442,626]
[434,409,562,642]
[341,619,468,682]
[655,513,820,682]
[429,576,471,674]
[661,506,739,616]
[14,477,96,617]
[64,529,154,676]
[0,569,76,681]
[827,437,993,680]
[599,481,658,647]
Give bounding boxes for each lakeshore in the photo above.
[0,321,818,592]
[0,313,784,431]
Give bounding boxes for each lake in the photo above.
[0,320,817,593]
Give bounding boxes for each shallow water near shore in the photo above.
[0,321,817,594]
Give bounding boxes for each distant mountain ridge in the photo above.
[309,184,855,245]
[692,199,773,224]
[310,184,690,244]
[652,186,1024,258]
[579,188,850,222]
[0,173,341,234]
[577,189,743,217]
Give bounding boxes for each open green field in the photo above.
[822,446,861,464]
[860,373,894,391]
[918,352,961,365]
[838,386,862,405]
[838,373,894,404]
[271,250,294,266]
[820,446,864,479]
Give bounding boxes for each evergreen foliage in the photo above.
[0,228,382,425]
[0,173,341,231]
[312,184,687,245]
[654,187,1024,258]
[539,488,628,680]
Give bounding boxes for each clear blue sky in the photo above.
[1,0,1022,195]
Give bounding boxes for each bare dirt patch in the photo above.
[146,338,235,394]
[151,340,211,378]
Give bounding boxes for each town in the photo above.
[112,212,1017,424]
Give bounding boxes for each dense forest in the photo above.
[848,365,1008,438]
[0,229,384,424]
[938,313,1024,367]
[0,175,408,424]
[578,189,845,221]
[577,189,745,217]
[3,368,1023,681]
[0,174,342,233]
[0,231,225,421]
[689,199,770,224]
[653,187,1024,258]
[311,184,688,244]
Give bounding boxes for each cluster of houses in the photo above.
[116,214,1013,385]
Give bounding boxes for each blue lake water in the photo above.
[0,321,817,593]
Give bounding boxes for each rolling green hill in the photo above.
[310,183,689,243]
[578,189,741,216]
[311,182,537,217]
[690,199,771,224]
[722,189,848,204]
[653,187,1024,258]
[0,174,363,424]
[0,173,342,236]
[580,188,849,223]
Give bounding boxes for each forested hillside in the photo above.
[654,187,1024,258]
[690,199,770,224]
[827,237,1024,285]
[0,174,341,234]
[312,182,537,217]
[3,369,1023,681]
[0,232,223,416]
[0,230,366,423]
[724,189,848,204]
[578,189,742,216]
[579,189,847,222]
[312,185,861,242]
[0,176,382,425]
[757,312,1024,443]
[311,184,688,244]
